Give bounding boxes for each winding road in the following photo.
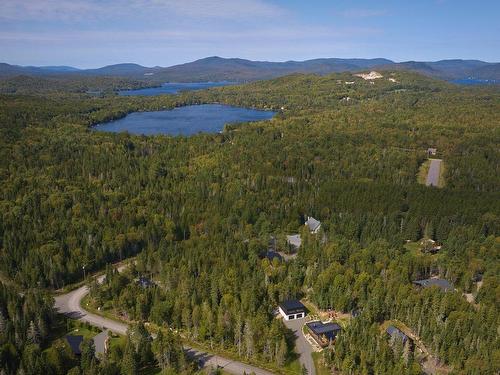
[54,272,274,375]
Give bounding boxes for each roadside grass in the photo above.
[82,295,300,375]
[312,352,331,375]
[438,161,446,188]
[417,159,431,185]
[54,257,136,295]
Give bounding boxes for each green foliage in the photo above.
[0,70,498,373]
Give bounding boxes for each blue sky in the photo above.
[1,0,498,68]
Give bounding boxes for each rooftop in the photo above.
[306,321,341,336]
[305,216,321,232]
[386,325,410,344]
[279,299,306,315]
[66,335,84,355]
[413,278,453,292]
[286,234,302,248]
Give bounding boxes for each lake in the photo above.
[451,78,499,86]
[94,104,276,136]
[118,81,236,96]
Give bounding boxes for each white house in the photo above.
[305,216,321,234]
[279,300,307,321]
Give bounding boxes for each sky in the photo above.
[0,0,499,68]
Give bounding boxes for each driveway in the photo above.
[54,271,275,375]
[283,318,315,375]
[426,159,442,187]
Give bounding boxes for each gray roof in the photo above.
[413,278,453,292]
[286,234,302,248]
[93,330,109,355]
[305,216,321,232]
[386,325,410,344]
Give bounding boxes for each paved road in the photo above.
[426,159,442,187]
[54,274,274,375]
[283,318,315,375]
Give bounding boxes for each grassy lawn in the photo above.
[438,161,446,188]
[417,159,431,185]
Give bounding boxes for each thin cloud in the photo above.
[339,9,387,18]
[0,0,285,22]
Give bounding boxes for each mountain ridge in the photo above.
[1,57,498,82]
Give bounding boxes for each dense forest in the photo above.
[0,70,499,374]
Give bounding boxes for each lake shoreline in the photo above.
[93,103,276,136]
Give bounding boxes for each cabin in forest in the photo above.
[66,335,84,356]
[413,278,453,292]
[420,238,442,254]
[306,321,341,347]
[279,300,306,320]
[305,216,321,234]
[286,234,302,250]
[386,325,413,347]
[427,147,437,156]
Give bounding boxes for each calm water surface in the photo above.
[451,78,499,85]
[94,104,276,136]
[118,82,235,96]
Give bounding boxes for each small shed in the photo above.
[279,300,306,321]
[427,148,437,156]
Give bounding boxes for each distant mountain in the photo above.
[147,56,395,82]
[0,63,81,77]
[375,59,498,80]
[38,66,82,72]
[1,57,499,82]
[82,63,157,76]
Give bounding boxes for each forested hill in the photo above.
[0,71,499,374]
[1,57,499,82]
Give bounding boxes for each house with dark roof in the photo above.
[306,321,341,347]
[66,335,84,356]
[265,250,283,262]
[413,278,453,292]
[278,300,306,321]
[305,216,321,234]
[386,325,413,349]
